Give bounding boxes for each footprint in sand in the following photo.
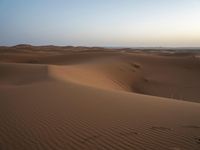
[194,137,200,144]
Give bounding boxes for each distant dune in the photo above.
[0,45,200,150]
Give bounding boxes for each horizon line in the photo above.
[1,44,200,49]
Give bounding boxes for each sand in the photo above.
[0,45,200,150]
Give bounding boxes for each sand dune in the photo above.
[0,46,200,149]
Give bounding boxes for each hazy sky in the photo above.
[0,0,200,47]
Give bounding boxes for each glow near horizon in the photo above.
[0,0,200,47]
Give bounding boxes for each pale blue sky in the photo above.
[0,0,200,47]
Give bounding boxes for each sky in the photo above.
[0,0,200,47]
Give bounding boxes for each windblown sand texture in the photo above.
[0,45,200,150]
